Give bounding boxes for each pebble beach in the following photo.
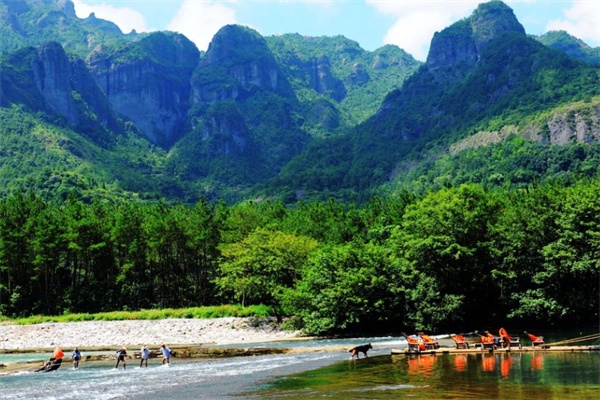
[0,317,301,351]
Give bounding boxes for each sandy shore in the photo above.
[0,317,302,351]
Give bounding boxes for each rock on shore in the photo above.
[0,317,301,351]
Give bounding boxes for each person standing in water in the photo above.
[72,347,81,369]
[160,343,171,365]
[115,347,127,369]
[140,345,150,367]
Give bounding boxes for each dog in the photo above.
[349,343,373,359]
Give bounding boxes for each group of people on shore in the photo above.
[115,343,171,369]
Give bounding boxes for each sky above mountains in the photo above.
[72,0,599,61]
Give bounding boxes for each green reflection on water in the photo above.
[247,352,600,399]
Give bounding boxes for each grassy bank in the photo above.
[0,304,273,325]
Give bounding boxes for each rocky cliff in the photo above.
[191,25,293,104]
[180,24,306,180]
[427,1,525,74]
[0,0,131,58]
[33,41,79,126]
[0,40,118,144]
[90,32,200,147]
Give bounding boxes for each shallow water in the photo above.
[1,334,598,399]
[246,351,600,399]
[0,351,349,399]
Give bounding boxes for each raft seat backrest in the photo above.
[451,335,470,349]
[525,333,545,346]
[404,335,425,352]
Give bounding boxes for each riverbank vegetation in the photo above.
[0,304,272,325]
[0,180,598,335]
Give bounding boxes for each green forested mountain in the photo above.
[269,1,600,202]
[1,0,598,203]
[535,30,600,66]
[0,1,422,202]
[0,0,135,58]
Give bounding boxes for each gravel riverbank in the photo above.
[0,317,301,351]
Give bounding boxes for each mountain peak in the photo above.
[194,24,292,101]
[470,0,525,50]
[426,0,525,70]
[202,25,267,66]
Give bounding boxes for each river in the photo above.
[1,334,598,399]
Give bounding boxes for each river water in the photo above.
[1,334,598,399]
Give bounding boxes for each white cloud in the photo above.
[366,1,484,61]
[546,1,600,46]
[72,0,150,34]
[166,0,237,51]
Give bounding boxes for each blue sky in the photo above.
[72,1,600,61]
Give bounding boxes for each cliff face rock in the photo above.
[534,107,600,145]
[33,41,79,125]
[451,103,600,156]
[0,41,118,143]
[90,32,200,147]
[427,20,477,71]
[310,55,347,101]
[427,1,524,72]
[199,103,250,156]
[69,57,118,133]
[191,25,293,104]
[187,24,305,174]
[470,1,525,52]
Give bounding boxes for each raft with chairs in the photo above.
[391,330,600,355]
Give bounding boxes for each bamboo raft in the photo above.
[391,332,600,355]
[391,345,600,355]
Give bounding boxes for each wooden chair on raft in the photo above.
[524,331,546,347]
[418,332,440,350]
[450,334,470,349]
[403,332,426,353]
[475,330,498,350]
[499,327,522,349]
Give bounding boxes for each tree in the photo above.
[287,242,405,335]
[389,184,500,329]
[216,228,317,316]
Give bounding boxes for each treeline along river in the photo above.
[1,182,599,335]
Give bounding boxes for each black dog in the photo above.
[349,343,373,359]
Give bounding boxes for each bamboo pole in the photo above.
[545,333,600,346]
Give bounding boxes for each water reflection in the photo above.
[500,354,512,379]
[531,352,544,371]
[407,354,436,377]
[250,351,600,399]
[454,354,467,372]
[2,336,598,399]
[482,353,495,372]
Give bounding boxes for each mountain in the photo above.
[534,30,600,66]
[0,0,421,202]
[0,0,599,204]
[163,26,422,200]
[0,0,135,58]
[0,39,123,144]
[268,0,600,201]
[88,31,200,147]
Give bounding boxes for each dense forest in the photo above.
[1,179,597,334]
